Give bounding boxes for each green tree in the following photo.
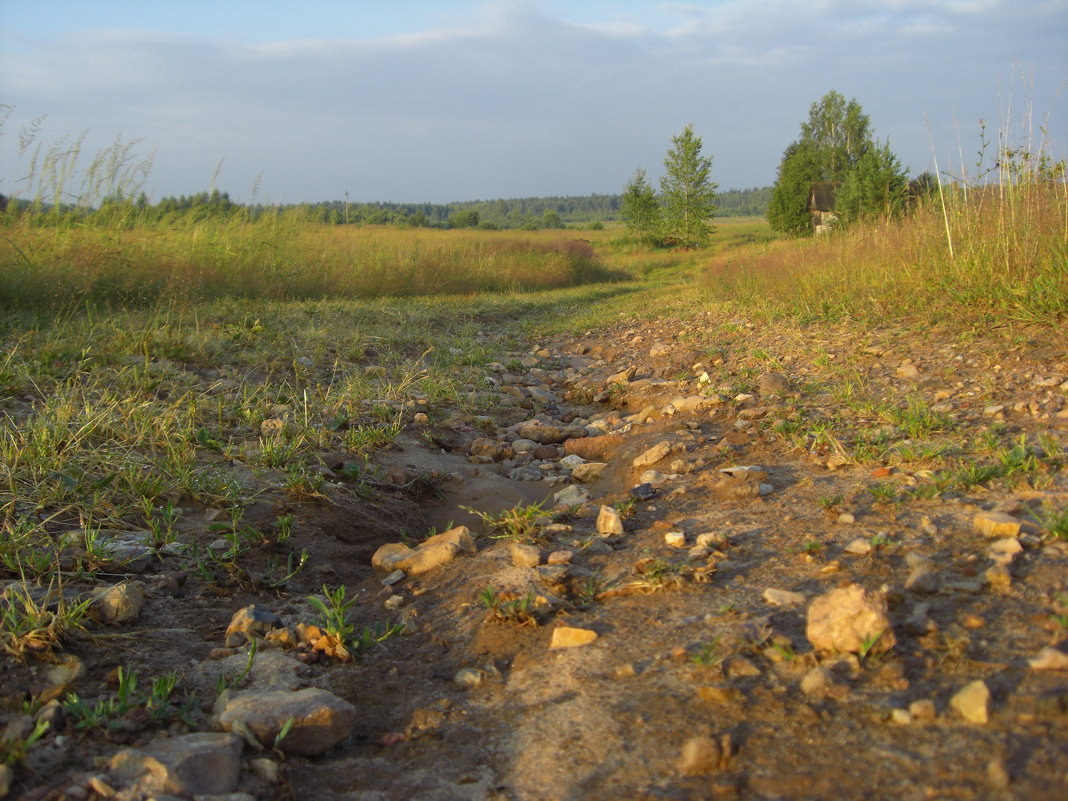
[620,168,662,244]
[767,141,822,237]
[660,125,717,247]
[835,139,910,224]
[799,90,872,181]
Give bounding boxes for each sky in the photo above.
[1,0,1066,205]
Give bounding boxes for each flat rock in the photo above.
[554,485,592,509]
[973,511,1023,538]
[571,461,607,483]
[950,680,990,724]
[510,542,541,568]
[763,588,806,607]
[109,733,243,797]
[549,626,598,649]
[757,372,791,395]
[1029,646,1068,671]
[371,526,475,575]
[218,687,356,755]
[518,422,587,445]
[806,583,896,655]
[633,440,678,468]
[564,435,624,460]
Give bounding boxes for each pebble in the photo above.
[664,531,686,548]
[844,538,872,555]
[596,505,625,537]
[678,736,722,776]
[633,441,676,468]
[1029,646,1068,671]
[949,680,991,724]
[549,626,598,649]
[109,733,243,797]
[763,588,806,607]
[510,542,541,568]
[89,581,145,625]
[972,511,1023,538]
[453,668,484,688]
[905,567,938,594]
[218,688,357,755]
[554,485,592,508]
[908,698,937,721]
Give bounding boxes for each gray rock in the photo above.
[763,588,806,607]
[1029,646,1068,671]
[109,733,243,797]
[905,567,938,594]
[571,461,607,483]
[218,687,356,755]
[553,485,592,508]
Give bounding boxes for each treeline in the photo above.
[1,186,771,230]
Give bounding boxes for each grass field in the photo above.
[0,137,1065,662]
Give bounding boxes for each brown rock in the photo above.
[549,626,598,649]
[564,435,624,460]
[371,526,475,575]
[109,733,243,797]
[972,511,1023,538]
[678,736,722,775]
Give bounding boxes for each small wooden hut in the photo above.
[807,182,841,234]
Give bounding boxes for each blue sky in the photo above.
[1,0,1065,204]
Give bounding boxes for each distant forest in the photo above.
[3,186,770,230]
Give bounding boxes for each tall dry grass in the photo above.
[0,219,623,309]
[701,146,1066,323]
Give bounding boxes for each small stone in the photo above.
[249,757,281,783]
[412,412,429,426]
[630,483,656,501]
[988,537,1023,565]
[453,668,484,688]
[973,511,1023,538]
[371,526,475,575]
[549,626,598,649]
[87,776,116,798]
[547,550,573,565]
[596,505,625,537]
[664,531,686,548]
[897,363,920,379]
[905,567,938,594]
[763,588,805,607]
[1029,646,1068,671]
[631,441,671,469]
[571,462,607,483]
[908,698,937,721]
[800,667,831,697]
[844,537,872,555]
[0,764,11,798]
[985,563,1012,593]
[987,757,1011,789]
[837,512,856,525]
[950,680,991,724]
[890,708,912,725]
[757,372,791,395]
[696,685,743,705]
[723,655,761,678]
[510,542,541,568]
[678,736,722,776]
[225,605,283,648]
[554,485,592,509]
[90,581,145,625]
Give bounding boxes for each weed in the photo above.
[462,501,548,543]
[273,514,294,544]
[0,580,91,659]
[867,482,899,505]
[63,666,182,732]
[0,718,50,767]
[818,494,844,512]
[1033,502,1068,541]
[615,496,638,519]
[353,619,405,650]
[306,585,356,646]
[691,637,726,668]
[885,396,953,438]
[858,629,889,660]
[478,586,539,627]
